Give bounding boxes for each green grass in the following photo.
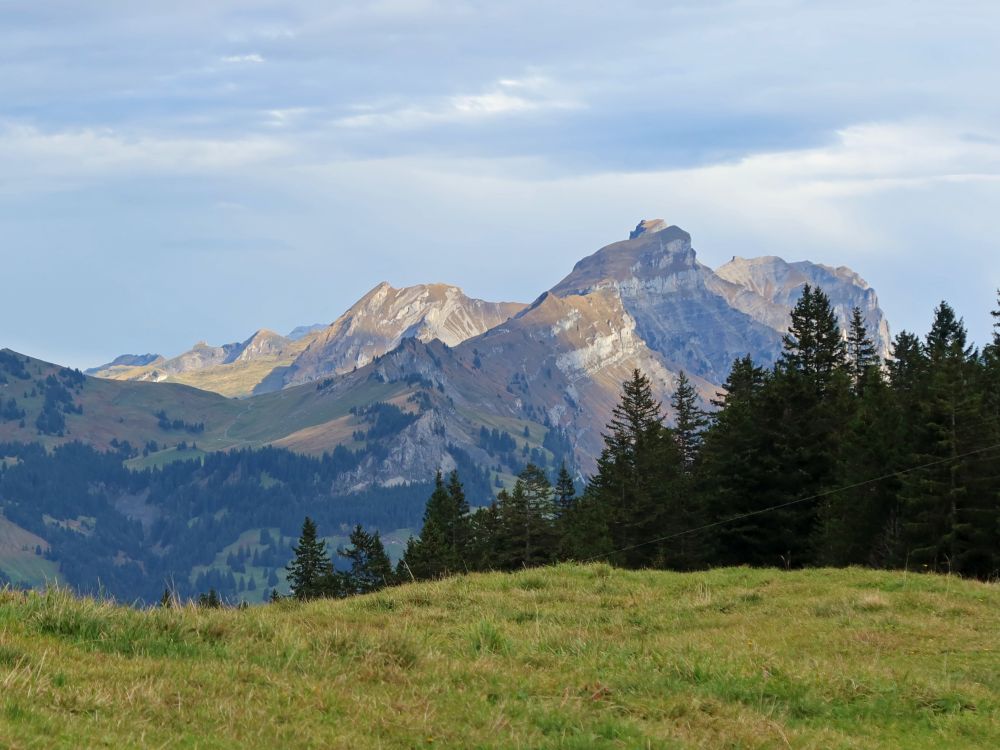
[124,445,208,470]
[0,565,997,748]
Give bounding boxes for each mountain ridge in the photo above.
[48,219,891,481]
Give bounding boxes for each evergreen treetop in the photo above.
[339,525,394,595]
[778,285,847,391]
[285,516,332,600]
[670,371,708,470]
[846,306,880,393]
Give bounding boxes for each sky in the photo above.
[1,0,998,368]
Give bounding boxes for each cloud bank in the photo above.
[0,1,997,366]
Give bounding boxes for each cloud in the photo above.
[2,1,999,365]
[220,53,265,64]
[333,77,581,129]
[0,123,293,192]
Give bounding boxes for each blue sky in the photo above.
[1,0,998,367]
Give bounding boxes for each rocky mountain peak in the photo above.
[629,218,672,239]
[713,255,891,358]
[281,282,527,386]
[550,223,697,298]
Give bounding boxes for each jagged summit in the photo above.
[551,222,697,298]
[629,218,678,240]
[282,282,527,386]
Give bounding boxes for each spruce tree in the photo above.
[554,462,576,513]
[494,464,557,569]
[886,331,927,395]
[699,356,783,565]
[339,525,394,595]
[771,285,852,565]
[399,470,471,580]
[898,302,995,576]
[585,369,688,568]
[445,470,472,553]
[465,502,500,571]
[983,290,1000,422]
[670,371,708,471]
[817,362,902,566]
[286,516,333,600]
[846,306,880,394]
[778,285,848,393]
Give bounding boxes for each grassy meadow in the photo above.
[0,565,997,749]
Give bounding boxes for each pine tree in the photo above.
[585,369,688,568]
[494,464,557,569]
[778,285,848,393]
[670,371,708,470]
[554,462,576,514]
[339,525,394,595]
[846,306,880,394]
[898,302,995,576]
[399,470,471,580]
[699,356,783,565]
[771,285,852,565]
[285,516,333,600]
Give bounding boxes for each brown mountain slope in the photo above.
[282,282,526,387]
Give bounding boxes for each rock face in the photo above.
[712,256,892,358]
[282,282,526,386]
[552,221,784,383]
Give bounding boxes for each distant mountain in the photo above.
[85,353,163,375]
[92,284,526,397]
[286,323,327,341]
[282,282,527,387]
[63,218,889,476]
[551,221,784,385]
[1,219,895,599]
[712,254,891,358]
[87,329,314,398]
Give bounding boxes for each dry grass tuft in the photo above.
[0,566,997,748]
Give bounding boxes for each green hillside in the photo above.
[0,348,560,474]
[1,566,997,749]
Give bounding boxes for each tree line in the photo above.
[284,285,1000,600]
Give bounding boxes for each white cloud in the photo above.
[220,53,265,64]
[0,123,293,192]
[277,118,1000,344]
[333,76,581,129]
[264,108,311,128]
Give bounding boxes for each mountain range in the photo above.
[9,220,890,488]
[0,219,892,599]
